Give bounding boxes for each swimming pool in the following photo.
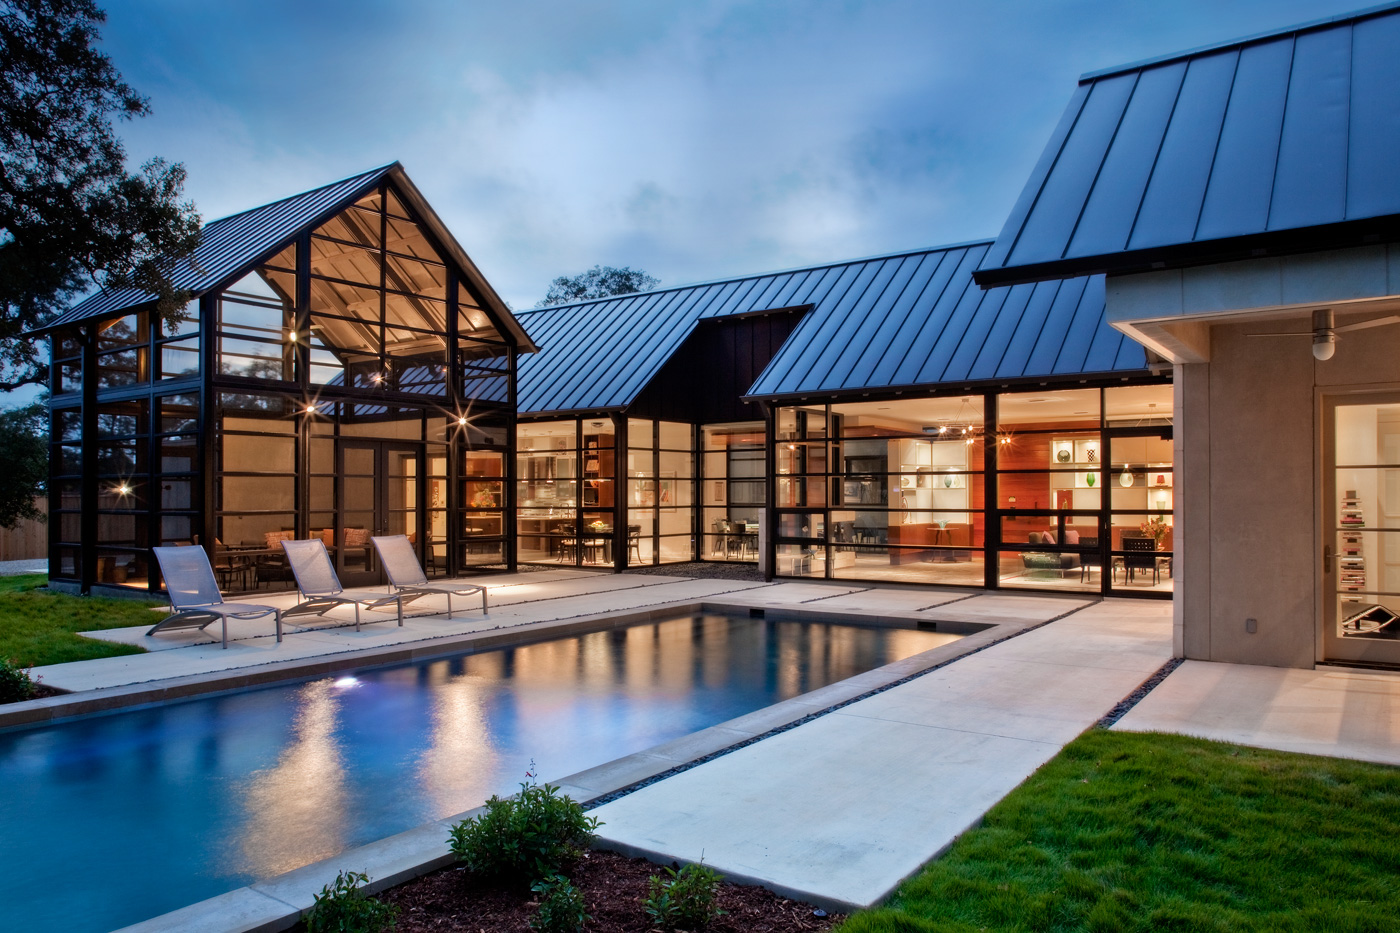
[0,612,957,932]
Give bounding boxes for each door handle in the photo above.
[1323,544,1332,574]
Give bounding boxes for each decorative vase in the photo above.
[1086,473,1096,487]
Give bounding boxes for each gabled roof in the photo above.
[38,163,535,350]
[516,242,1146,415]
[747,242,1142,399]
[976,1,1400,287]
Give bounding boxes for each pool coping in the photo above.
[19,597,1077,933]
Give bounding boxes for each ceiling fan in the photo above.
[1247,308,1400,361]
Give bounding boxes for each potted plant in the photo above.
[1139,515,1169,548]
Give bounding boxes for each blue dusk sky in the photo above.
[101,0,1369,310]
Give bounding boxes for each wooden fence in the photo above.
[0,500,46,562]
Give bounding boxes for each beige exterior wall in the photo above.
[1111,246,1400,669]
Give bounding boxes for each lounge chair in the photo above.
[149,546,283,649]
[280,538,408,630]
[371,534,488,616]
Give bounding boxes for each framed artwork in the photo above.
[712,480,726,504]
[659,473,677,512]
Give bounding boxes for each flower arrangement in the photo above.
[587,520,608,531]
[470,483,500,508]
[1140,515,1169,545]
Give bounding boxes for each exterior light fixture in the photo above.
[458,416,469,426]
[116,483,131,496]
[305,403,317,413]
[1312,333,1336,361]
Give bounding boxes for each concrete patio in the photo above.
[588,597,1173,912]
[1113,659,1400,766]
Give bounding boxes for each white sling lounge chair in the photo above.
[281,538,408,630]
[150,546,283,649]
[371,534,488,616]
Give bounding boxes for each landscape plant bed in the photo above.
[364,849,841,933]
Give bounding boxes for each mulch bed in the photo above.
[375,849,843,932]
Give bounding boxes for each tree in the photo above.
[539,265,659,307]
[0,401,46,527]
[0,0,202,390]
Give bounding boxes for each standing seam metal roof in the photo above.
[976,1,1400,286]
[38,164,536,350]
[516,241,1145,415]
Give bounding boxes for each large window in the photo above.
[995,385,1172,595]
[775,399,987,583]
[773,384,1172,596]
[701,422,765,562]
[628,419,694,565]
[516,419,616,567]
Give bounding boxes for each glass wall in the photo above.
[775,399,987,583]
[701,422,765,561]
[628,419,695,564]
[49,176,519,594]
[50,299,204,590]
[773,382,1172,596]
[995,385,1172,594]
[516,419,616,567]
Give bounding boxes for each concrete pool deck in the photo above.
[1112,659,1400,766]
[588,596,1172,912]
[8,571,1169,931]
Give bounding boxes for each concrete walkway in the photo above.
[1113,659,1400,766]
[589,597,1172,912]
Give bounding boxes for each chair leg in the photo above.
[353,604,361,631]
[221,617,229,649]
[275,611,283,643]
[397,596,404,626]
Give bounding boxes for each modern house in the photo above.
[515,243,1174,596]
[63,5,1400,623]
[975,2,1400,667]
[39,163,532,595]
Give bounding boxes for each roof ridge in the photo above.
[201,162,398,227]
[514,238,997,315]
[1078,0,1400,82]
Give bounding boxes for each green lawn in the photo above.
[840,729,1400,933]
[0,574,158,668]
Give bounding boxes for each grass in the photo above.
[0,574,158,668]
[840,729,1400,933]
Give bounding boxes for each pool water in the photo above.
[0,613,956,932]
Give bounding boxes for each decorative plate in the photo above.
[1056,449,1071,462]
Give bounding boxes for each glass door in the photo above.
[336,440,422,587]
[1322,393,1400,665]
[1105,429,1174,596]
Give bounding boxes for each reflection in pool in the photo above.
[0,613,958,932]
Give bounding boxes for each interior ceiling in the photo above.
[834,384,1173,428]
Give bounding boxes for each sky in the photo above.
[98,0,1371,311]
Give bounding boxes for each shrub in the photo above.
[305,870,398,933]
[448,781,600,884]
[0,657,36,704]
[642,861,724,931]
[530,873,589,933]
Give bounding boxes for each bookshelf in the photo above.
[1340,489,1366,606]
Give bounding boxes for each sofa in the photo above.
[1021,529,1081,576]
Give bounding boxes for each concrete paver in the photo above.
[591,598,1173,912]
[39,575,772,692]
[1113,659,1400,766]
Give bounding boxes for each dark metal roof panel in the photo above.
[519,242,1148,414]
[45,165,392,328]
[1193,41,1292,240]
[1348,12,1400,217]
[977,3,1400,286]
[1268,27,1351,231]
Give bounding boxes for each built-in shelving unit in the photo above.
[1340,489,1366,605]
